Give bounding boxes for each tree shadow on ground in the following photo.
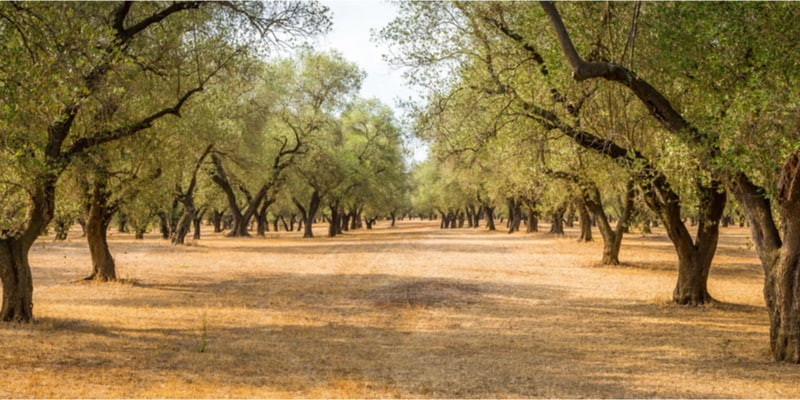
[7,271,797,398]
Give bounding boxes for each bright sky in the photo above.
[314,0,428,163]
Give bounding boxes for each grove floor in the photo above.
[1,220,797,398]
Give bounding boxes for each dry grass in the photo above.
[1,220,797,398]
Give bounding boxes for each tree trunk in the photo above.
[582,179,635,266]
[86,214,116,282]
[294,191,321,239]
[85,178,117,282]
[643,178,725,305]
[211,209,224,233]
[0,238,35,322]
[256,200,272,237]
[577,200,592,242]
[642,220,652,234]
[564,203,575,228]
[76,217,87,237]
[157,212,170,239]
[116,212,128,233]
[485,206,496,231]
[273,216,280,232]
[728,151,800,362]
[526,207,539,233]
[54,216,71,241]
[550,204,566,235]
[192,209,205,241]
[172,204,194,245]
[328,203,340,238]
[769,157,800,362]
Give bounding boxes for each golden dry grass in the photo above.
[1,220,797,398]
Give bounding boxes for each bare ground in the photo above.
[1,220,797,398]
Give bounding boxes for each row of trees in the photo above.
[381,2,800,363]
[0,3,408,324]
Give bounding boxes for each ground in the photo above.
[1,220,798,398]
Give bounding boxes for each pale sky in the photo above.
[315,0,428,163]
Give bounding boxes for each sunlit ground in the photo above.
[1,220,796,398]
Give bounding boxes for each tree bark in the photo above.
[550,203,566,235]
[256,199,273,237]
[507,198,523,233]
[526,207,539,233]
[328,202,340,238]
[0,238,35,322]
[577,199,592,242]
[211,209,224,233]
[85,175,118,282]
[484,206,496,231]
[157,211,170,239]
[192,209,205,241]
[587,180,635,266]
[172,204,194,245]
[294,191,320,239]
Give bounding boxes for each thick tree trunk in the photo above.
[525,205,539,233]
[583,180,635,266]
[644,178,725,305]
[328,203,340,238]
[134,228,145,240]
[550,204,566,235]
[211,154,260,238]
[86,213,117,282]
[85,178,117,282]
[390,211,397,227]
[294,191,321,239]
[211,209,224,233]
[0,238,35,322]
[0,181,53,322]
[733,151,800,362]
[564,203,575,228]
[192,209,205,241]
[484,206,496,231]
[256,200,272,237]
[172,205,194,245]
[157,212,170,239]
[506,198,523,233]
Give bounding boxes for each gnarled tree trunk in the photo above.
[0,238,35,322]
[85,178,117,282]
[484,205,496,231]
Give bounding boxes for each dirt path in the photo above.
[1,221,797,398]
